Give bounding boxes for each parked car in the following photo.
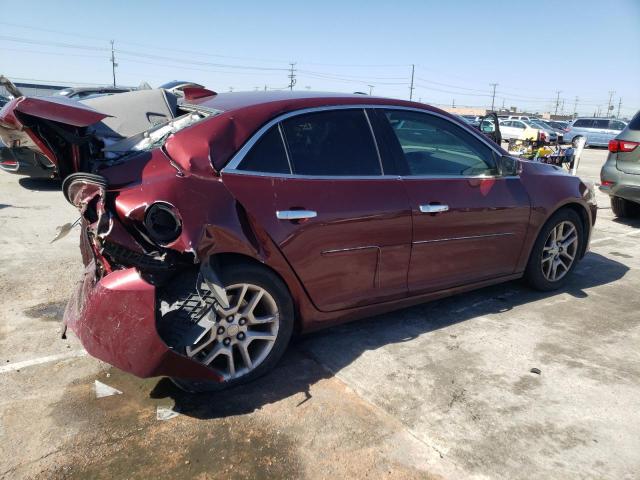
[528,120,560,143]
[0,146,56,178]
[564,117,627,147]
[0,89,176,178]
[0,90,596,392]
[500,119,539,142]
[55,86,134,100]
[159,80,205,97]
[508,115,534,121]
[600,110,640,217]
[458,115,479,127]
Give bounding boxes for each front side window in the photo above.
[384,110,498,177]
[280,109,382,176]
[238,125,291,174]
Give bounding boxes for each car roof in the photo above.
[188,90,443,116]
[60,86,131,94]
[173,90,496,171]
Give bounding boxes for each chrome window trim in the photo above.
[223,104,507,178]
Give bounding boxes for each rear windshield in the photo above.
[628,111,640,131]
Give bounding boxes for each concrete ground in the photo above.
[0,148,638,479]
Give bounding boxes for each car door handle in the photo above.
[419,204,449,214]
[276,210,318,220]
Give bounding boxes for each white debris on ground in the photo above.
[94,380,123,398]
[156,406,180,421]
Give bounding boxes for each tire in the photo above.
[168,263,294,393]
[524,208,584,291]
[571,136,584,148]
[610,196,640,218]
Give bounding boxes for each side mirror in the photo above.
[499,155,520,176]
[479,120,495,133]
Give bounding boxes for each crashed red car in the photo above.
[0,89,597,392]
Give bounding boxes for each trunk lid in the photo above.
[615,112,640,175]
[0,96,110,176]
[0,89,216,179]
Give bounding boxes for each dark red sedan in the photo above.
[0,89,596,391]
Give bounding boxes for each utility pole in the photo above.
[489,83,498,111]
[560,99,565,115]
[554,90,561,116]
[110,40,117,87]
[617,98,622,118]
[368,85,374,95]
[606,90,615,117]
[409,64,415,101]
[288,62,297,91]
[573,96,579,118]
[452,98,455,108]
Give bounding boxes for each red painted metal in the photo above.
[64,263,219,380]
[0,91,597,383]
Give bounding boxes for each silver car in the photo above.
[564,117,627,147]
[600,111,640,217]
[527,120,559,143]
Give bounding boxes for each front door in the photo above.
[378,108,531,294]
[222,108,412,312]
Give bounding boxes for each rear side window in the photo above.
[628,111,640,130]
[609,120,626,131]
[593,119,610,129]
[280,110,382,176]
[238,125,291,174]
[384,110,498,177]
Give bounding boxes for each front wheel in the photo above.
[525,209,584,291]
[161,263,294,392]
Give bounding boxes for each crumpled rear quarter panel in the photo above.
[63,262,219,380]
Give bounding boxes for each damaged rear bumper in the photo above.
[63,259,220,381]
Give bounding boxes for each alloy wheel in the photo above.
[185,283,280,381]
[541,220,579,282]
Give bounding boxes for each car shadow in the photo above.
[612,216,640,228]
[18,177,61,191]
[150,251,628,419]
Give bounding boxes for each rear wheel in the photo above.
[161,263,294,392]
[525,209,584,291]
[610,196,640,218]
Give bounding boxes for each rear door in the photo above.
[591,119,611,145]
[378,108,531,294]
[478,112,501,145]
[222,108,412,312]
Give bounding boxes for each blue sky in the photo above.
[1,0,638,117]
